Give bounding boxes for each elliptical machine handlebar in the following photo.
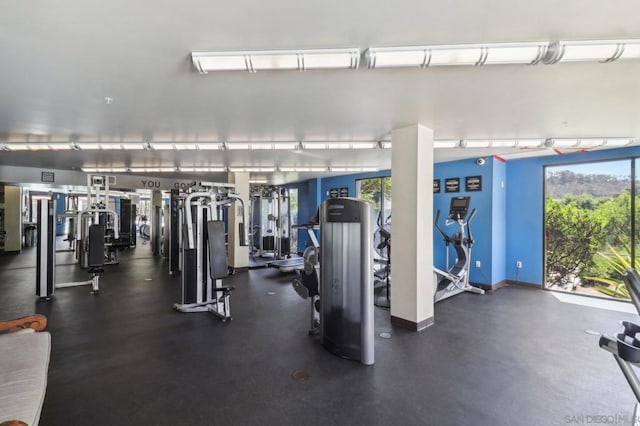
[434,210,451,245]
[466,208,477,247]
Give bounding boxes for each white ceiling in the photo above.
[1,0,640,183]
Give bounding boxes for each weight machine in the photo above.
[433,196,485,302]
[291,224,321,334]
[250,185,291,259]
[173,182,247,322]
[36,174,120,299]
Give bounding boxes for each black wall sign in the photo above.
[465,175,482,192]
[329,188,339,198]
[41,171,55,183]
[339,187,349,197]
[445,178,460,193]
[433,179,441,193]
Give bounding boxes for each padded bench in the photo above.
[0,315,50,426]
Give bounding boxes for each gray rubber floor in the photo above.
[0,245,637,425]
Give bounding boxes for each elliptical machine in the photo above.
[589,269,640,423]
[433,196,485,302]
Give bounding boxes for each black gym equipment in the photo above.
[292,198,375,365]
[433,196,485,302]
[590,268,640,422]
[291,224,321,334]
[373,211,391,308]
[36,197,113,299]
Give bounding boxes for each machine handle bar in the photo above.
[434,210,450,245]
[466,208,477,246]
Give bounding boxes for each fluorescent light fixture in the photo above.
[546,137,634,148]
[461,139,545,148]
[329,167,379,173]
[226,142,299,150]
[179,167,227,172]
[150,143,202,150]
[279,167,328,172]
[544,39,640,64]
[76,143,145,150]
[302,141,378,150]
[250,179,268,184]
[365,42,548,68]
[80,167,128,173]
[150,143,176,150]
[128,167,177,173]
[433,140,461,148]
[2,143,73,151]
[545,138,601,148]
[192,48,360,73]
[196,143,223,150]
[228,167,276,173]
[380,141,392,149]
[602,138,634,147]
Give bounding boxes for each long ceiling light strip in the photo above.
[192,48,360,73]
[544,138,634,148]
[365,42,548,69]
[226,142,299,150]
[302,141,379,150]
[543,40,640,64]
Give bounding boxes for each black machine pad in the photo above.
[88,225,105,267]
[207,221,228,280]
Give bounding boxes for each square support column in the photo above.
[227,172,249,269]
[390,124,435,331]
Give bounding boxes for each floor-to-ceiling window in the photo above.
[289,188,298,253]
[356,176,392,233]
[544,159,633,299]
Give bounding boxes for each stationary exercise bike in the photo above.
[433,196,485,302]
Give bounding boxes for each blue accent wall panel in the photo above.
[434,158,494,286]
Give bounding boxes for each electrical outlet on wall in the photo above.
[516,261,522,269]
[475,260,481,268]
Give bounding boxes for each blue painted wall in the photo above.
[505,145,640,286]
[434,157,495,286]
[289,145,640,287]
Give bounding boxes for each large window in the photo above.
[289,188,298,253]
[356,176,392,232]
[544,159,634,299]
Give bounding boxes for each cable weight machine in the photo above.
[173,182,247,322]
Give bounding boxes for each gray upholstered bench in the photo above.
[0,315,50,426]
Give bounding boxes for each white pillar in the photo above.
[227,172,249,269]
[390,124,434,331]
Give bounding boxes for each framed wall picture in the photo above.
[445,178,460,193]
[329,188,339,198]
[41,171,55,183]
[465,175,482,192]
[433,179,441,193]
[339,187,349,197]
